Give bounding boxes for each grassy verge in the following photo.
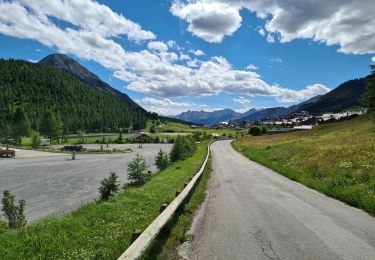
[0,141,210,259]
[232,116,375,216]
[142,154,212,259]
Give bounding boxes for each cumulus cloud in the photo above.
[139,97,208,115]
[190,49,205,56]
[121,55,330,102]
[147,41,169,52]
[0,0,331,106]
[170,1,242,43]
[372,56,375,63]
[171,0,375,55]
[0,0,154,70]
[233,96,250,105]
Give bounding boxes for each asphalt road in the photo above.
[0,144,172,222]
[183,140,375,260]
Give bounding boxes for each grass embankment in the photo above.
[143,155,212,259]
[0,141,210,259]
[233,116,375,215]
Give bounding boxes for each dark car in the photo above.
[61,145,86,152]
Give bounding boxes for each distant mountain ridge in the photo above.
[296,75,373,113]
[39,54,142,110]
[173,96,321,125]
[173,108,259,125]
[239,95,322,121]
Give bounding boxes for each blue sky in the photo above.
[0,0,374,115]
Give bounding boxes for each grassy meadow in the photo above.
[233,116,375,215]
[0,141,210,259]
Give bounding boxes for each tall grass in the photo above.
[233,116,375,215]
[0,141,210,259]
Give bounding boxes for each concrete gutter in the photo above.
[117,141,214,260]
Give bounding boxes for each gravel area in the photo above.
[0,144,172,221]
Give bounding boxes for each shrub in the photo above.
[31,131,41,148]
[155,149,169,170]
[98,172,120,201]
[1,191,26,228]
[249,125,262,136]
[170,136,197,162]
[127,154,149,185]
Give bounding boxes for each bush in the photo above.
[127,154,149,185]
[249,125,262,136]
[170,136,197,162]
[155,149,169,170]
[98,172,120,201]
[31,131,41,148]
[1,191,26,228]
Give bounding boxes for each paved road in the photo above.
[0,144,172,222]
[184,140,375,260]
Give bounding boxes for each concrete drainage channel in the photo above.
[118,140,215,260]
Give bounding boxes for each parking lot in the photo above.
[0,144,172,221]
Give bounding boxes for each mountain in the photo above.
[296,75,372,114]
[39,54,142,110]
[238,95,322,121]
[174,108,241,125]
[0,59,147,134]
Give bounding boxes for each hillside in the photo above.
[233,115,375,215]
[0,59,147,134]
[239,95,322,121]
[39,54,142,110]
[297,75,372,113]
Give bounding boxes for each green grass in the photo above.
[0,141,210,259]
[142,154,212,259]
[232,116,375,216]
[145,120,247,137]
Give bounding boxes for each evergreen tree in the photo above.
[362,65,375,114]
[98,172,120,201]
[127,154,149,185]
[12,106,31,145]
[155,149,169,170]
[40,111,61,141]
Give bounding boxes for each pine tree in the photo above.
[12,106,31,145]
[40,111,62,141]
[127,154,149,185]
[362,65,375,114]
[98,172,120,201]
[155,149,169,170]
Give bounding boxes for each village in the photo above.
[212,110,367,132]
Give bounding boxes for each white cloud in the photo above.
[245,64,258,70]
[141,97,195,107]
[147,41,169,52]
[0,0,331,106]
[258,27,265,36]
[171,0,375,55]
[266,33,275,43]
[121,55,330,102]
[372,56,375,63]
[190,49,205,56]
[28,59,38,63]
[139,97,208,115]
[0,0,154,70]
[170,1,242,43]
[233,96,250,105]
[234,107,252,113]
[179,53,191,61]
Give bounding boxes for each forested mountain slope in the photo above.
[0,59,147,134]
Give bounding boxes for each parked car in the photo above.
[0,148,15,158]
[60,145,86,152]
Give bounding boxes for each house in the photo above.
[133,132,150,142]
